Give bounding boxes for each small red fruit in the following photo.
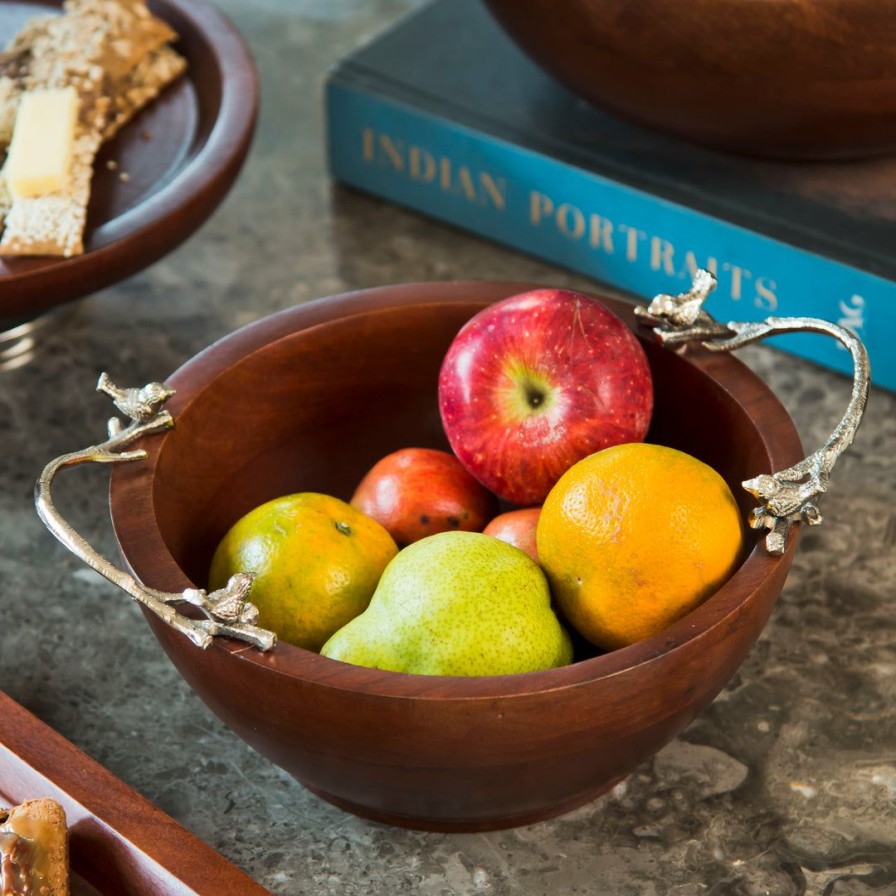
[483,507,541,563]
[438,287,654,506]
[351,447,498,546]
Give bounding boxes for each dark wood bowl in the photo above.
[109,281,802,832]
[483,0,896,160]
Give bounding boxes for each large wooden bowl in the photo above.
[483,0,896,160]
[109,281,802,831]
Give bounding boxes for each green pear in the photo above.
[320,530,573,676]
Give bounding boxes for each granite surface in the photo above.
[1,1,895,894]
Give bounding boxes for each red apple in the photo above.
[483,507,541,563]
[438,288,653,505]
[350,447,498,546]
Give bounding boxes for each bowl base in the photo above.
[302,775,628,832]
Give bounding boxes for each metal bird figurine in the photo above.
[97,372,175,424]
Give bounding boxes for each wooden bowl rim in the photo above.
[110,280,802,700]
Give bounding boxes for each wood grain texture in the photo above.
[0,0,258,327]
[109,281,804,831]
[483,0,896,159]
[0,691,271,895]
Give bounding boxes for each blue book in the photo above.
[325,0,896,391]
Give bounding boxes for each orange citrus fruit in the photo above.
[536,443,745,650]
[209,492,398,651]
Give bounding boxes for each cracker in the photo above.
[104,45,187,140]
[8,0,176,83]
[0,127,101,257]
[0,0,186,256]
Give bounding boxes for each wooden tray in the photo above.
[0,690,271,895]
[0,0,259,328]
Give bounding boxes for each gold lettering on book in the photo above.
[755,277,779,311]
[526,188,780,311]
[529,191,553,227]
[361,127,506,209]
[531,192,614,249]
[589,215,614,252]
[650,236,675,276]
[557,203,585,240]
[409,145,435,181]
[354,133,783,312]
[362,128,404,170]
[617,223,646,263]
[722,262,752,301]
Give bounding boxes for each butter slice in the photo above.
[5,87,79,200]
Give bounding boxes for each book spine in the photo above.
[326,76,894,392]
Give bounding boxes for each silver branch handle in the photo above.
[635,269,871,555]
[34,374,277,652]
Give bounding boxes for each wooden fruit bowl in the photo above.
[70,280,807,832]
[483,0,896,159]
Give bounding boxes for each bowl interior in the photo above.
[110,282,801,677]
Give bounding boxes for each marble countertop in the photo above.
[2,1,895,893]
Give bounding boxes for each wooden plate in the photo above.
[0,690,271,895]
[0,0,259,328]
